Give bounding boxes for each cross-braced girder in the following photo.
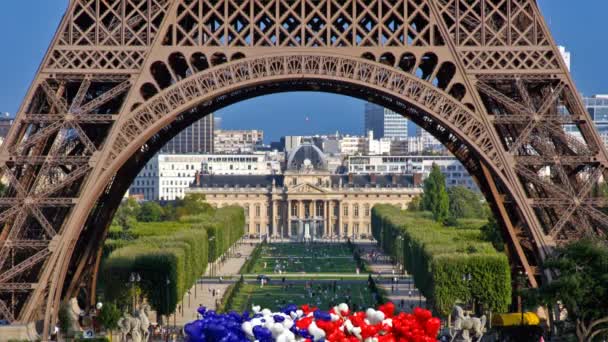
[0,1,606,337]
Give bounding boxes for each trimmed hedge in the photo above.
[217,275,244,313]
[239,242,265,274]
[99,206,244,315]
[372,205,511,316]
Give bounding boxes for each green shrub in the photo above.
[371,205,511,316]
[239,242,265,274]
[99,206,244,315]
[217,275,244,313]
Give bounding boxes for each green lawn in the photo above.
[227,282,380,312]
[224,243,378,313]
[247,243,364,274]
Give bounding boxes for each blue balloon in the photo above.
[281,304,298,315]
[197,306,207,316]
[313,310,332,321]
[252,326,273,342]
[273,314,285,323]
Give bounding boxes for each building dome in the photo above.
[287,143,327,171]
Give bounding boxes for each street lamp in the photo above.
[517,270,528,325]
[462,273,472,312]
[209,236,216,277]
[396,235,403,274]
[129,272,141,312]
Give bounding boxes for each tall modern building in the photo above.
[364,103,408,139]
[558,46,571,71]
[160,114,214,154]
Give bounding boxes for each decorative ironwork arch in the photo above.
[108,54,500,176]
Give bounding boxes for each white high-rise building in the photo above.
[558,46,571,71]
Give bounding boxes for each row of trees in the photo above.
[112,194,215,230]
[100,196,244,316]
[415,164,489,223]
[371,204,511,316]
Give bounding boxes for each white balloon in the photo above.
[241,321,254,337]
[308,322,325,341]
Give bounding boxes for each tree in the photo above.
[527,239,608,342]
[408,195,422,211]
[480,214,504,251]
[138,201,164,222]
[447,186,486,219]
[422,164,449,222]
[57,303,73,340]
[112,198,141,230]
[175,193,214,218]
[98,303,121,341]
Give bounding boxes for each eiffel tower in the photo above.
[0,0,606,338]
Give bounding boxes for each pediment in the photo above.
[289,183,327,194]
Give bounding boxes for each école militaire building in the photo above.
[186,143,422,240]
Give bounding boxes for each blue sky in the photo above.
[0,1,606,142]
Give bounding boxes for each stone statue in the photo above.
[134,304,151,342]
[451,305,486,342]
[67,298,83,335]
[117,311,142,342]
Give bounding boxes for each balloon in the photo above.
[183,302,441,342]
[424,317,441,337]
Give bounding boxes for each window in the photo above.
[291,203,298,217]
[256,224,261,234]
[244,205,250,218]
[343,223,348,236]
[343,204,349,216]
[354,223,359,235]
[255,204,261,217]
[354,204,359,218]
[364,204,370,217]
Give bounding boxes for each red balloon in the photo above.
[296,316,313,330]
[424,317,441,337]
[378,302,396,318]
[413,308,432,322]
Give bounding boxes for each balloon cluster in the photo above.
[184,303,441,342]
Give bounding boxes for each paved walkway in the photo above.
[156,241,425,329]
[162,242,257,327]
[358,243,427,312]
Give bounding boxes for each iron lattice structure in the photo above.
[0,0,606,334]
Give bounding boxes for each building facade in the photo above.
[347,155,478,190]
[339,135,367,155]
[129,152,283,201]
[364,103,408,139]
[160,114,214,154]
[201,152,283,175]
[214,129,264,154]
[187,144,422,240]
